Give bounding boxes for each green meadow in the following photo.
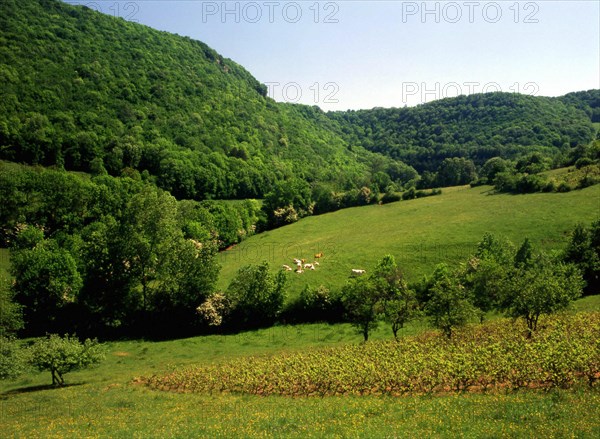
[218,184,600,298]
[3,302,600,438]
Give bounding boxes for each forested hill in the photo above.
[0,0,412,200]
[328,92,598,173]
[1,0,597,200]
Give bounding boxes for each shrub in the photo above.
[469,177,488,187]
[402,187,416,200]
[284,285,344,324]
[578,174,599,189]
[556,181,573,193]
[542,180,557,192]
[493,172,519,192]
[515,174,545,193]
[381,192,402,204]
[575,157,594,169]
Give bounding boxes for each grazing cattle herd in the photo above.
[282,253,365,277]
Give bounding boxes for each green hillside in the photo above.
[218,183,600,297]
[328,91,598,172]
[0,0,408,200]
[2,0,598,203]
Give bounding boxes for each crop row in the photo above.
[143,313,600,397]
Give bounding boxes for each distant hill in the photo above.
[0,0,409,200]
[558,89,600,123]
[328,92,598,172]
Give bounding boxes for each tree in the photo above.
[28,334,105,386]
[460,257,507,322]
[158,237,219,311]
[424,264,476,338]
[11,239,82,334]
[372,255,418,340]
[458,234,515,320]
[475,233,515,266]
[226,262,287,328]
[121,186,181,311]
[563,221,600,295]
[436,157,477,187]
[262,179,312,228]
[499,256,583,336]
[77,216,138,329]
[0,336,27,381]
[0,277,23,337]
[514,238,533,268]
[341,276,381,342]
[481,157,512,181]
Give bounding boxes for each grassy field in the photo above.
[218,184,600,299]
[3,301,600,437]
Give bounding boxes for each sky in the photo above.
[63,1,600,111]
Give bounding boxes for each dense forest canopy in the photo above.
[328,92,598,173]
[0,0,411,200]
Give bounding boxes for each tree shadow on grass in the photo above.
[1,382,85,396]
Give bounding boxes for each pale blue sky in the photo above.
[64,1,599,110]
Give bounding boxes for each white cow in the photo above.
[304,263,314,270]
[282,264,293,271]
[351,269,366,276]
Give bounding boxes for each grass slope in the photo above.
[218,184,600,298]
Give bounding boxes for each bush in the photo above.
[515,174,546,193]
[283,285,344,324]
[542,180,556,192]
[381,192,402,204]
[493,171,519,192]
[469,177,488,187]
[575,157,594,169]
[402,187,416,200]
[28,334,105,386]
[556,181,573,193]
[578,174,599,189]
